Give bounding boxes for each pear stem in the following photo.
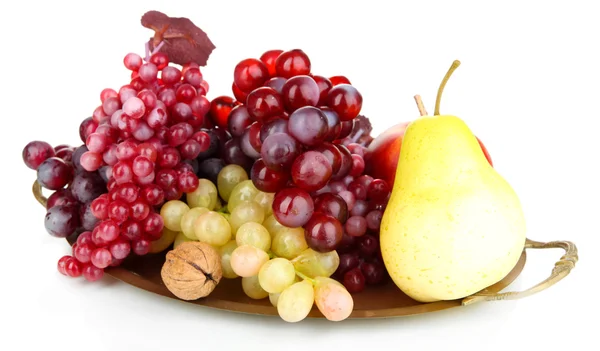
[414,95,428,116]
[434,60,461,115]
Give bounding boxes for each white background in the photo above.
[1,0,598,350]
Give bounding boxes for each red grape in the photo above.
[275,49,311,78]
[260,49,283,77]
[281,75,319,112]
[234,58,269,93]
[251,159,290,193]
[304,213,343,252]
[288,106,328,146]
[22,140,55,170]
[260,133,300,171]
[326,84,363,121]
[291,151,332,192]
[246,87,283,121]
[343,267,366,293]
[272,187,314,227]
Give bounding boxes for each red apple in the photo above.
[364,121,493,186]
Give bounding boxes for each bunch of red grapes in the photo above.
[221,49,392,293]
[23,51,214,282]
[23,47,391,294]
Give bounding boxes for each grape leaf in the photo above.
[141,10,216,66]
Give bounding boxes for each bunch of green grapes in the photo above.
[158,164,355,322]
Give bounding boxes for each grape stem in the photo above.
[295,270,316,285]
[144,40,165,61]
[414,95,428,116]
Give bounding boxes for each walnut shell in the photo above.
[161,241,222,300]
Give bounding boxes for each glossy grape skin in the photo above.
[194,211,232,246]
[264,77,286,94]
[223,138,253,171]
[208,96,236,129]
[343,267,366,293]
[291,151,332,192]
[246,87,283,121]
[272,187,314,228]
[281,75,319,112]
[44,205,80,238]
[275,49,311,78]
[259,49,283,77]
[241,275,269,300]
[228,200,265,234]
[345,215,367,237]
[335,252,361,278]
[230,245,269,278]
[313,277,354,321]
[320,108,342,142]
[260,133,300,171]
[314,193,349,224]
[22,140,55,170]
[251,159,290,193]
[234,58,269,93]
[271,227,308,260]
[304,213,343,252]
[332,144,353,180]
[69,172,106,203]
[312,75,333,106]
[217,164,249,202]
[358,234,379,257]
[259,118,289,143]
[287,107,329,146]
[47,189,79,210]
[37,157,74,190]
[360,261,386,285]
[197,158,226,185]
[227,105,252,137]
[312,142,342,175]
[326,84,363,121]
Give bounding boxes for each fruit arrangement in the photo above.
[23,11,578,323]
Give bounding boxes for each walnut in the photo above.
[161,241,222,300]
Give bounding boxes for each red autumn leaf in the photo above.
[141,10,216,67]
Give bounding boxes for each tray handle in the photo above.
[462,238,578,305]
[33,180,47,208]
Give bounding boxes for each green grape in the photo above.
[218,240,239,279]
[186,179,218,209]
[277,280,315,323]
[291,248,340,278]
[242,275,269,300]
[230,244,269,277]
[227,180,260,212]
[160,200,190,232]
[149,227,178,253]
[271,227,308,259]
[193,211,232,247]
[235,222,271,252]
[217,164,249,202]
[258,258,296,294]
[180,207,209,239]
[173,231,196,249]
[269,292,280,307]
[313,277,353,321]
[253,191,274,216]
[229,201,265,235]
[263,214,286,236]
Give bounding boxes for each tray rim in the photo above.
[99,248,528,319]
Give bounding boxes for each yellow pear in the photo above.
[379,61,526,303]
